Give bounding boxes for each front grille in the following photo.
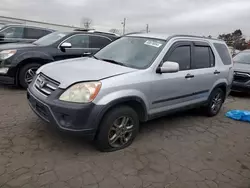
[234,72,250,83]
[34,73,60,96]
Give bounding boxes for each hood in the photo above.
[0,43,37,50]
[38,57,137,89]
[233,62,250,73]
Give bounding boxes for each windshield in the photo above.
[94,37,165,69]
[0,25,7,32]
[33,31,67,46]
[233,52,250,64]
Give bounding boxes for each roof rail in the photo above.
[122,32,144,37]
[1,24,55,31]
[88,30,120,36]
[170,34,222,41]
[73,28,120,36]
[74,28,94,32]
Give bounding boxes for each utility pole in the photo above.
[146,24,149,33]
[122,18,126,35]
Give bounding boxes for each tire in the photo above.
[204,88,225,117]
[18,63,41,89]
[95,106,139,152]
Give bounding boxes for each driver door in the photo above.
[149,41,197,115]
[54,34,91,61]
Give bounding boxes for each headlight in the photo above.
[0,50,17,60]
[59,82,102,103]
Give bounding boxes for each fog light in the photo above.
[0,68,9,74]
[59,114,72,128]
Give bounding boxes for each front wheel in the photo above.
[18,63,41,89]
[95,106,139,152]
[204,88,225,117]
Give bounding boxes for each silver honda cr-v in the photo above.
[27,33,233,152]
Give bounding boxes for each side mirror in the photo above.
[157,61,179,74]
[60,42,72,49]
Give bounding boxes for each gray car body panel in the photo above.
[233,62,250,73]
[35,33,233,120]
[37,57,137,89]
[232,52,250,92]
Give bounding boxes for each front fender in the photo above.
[11,51,54,65]
[94,89,150,111]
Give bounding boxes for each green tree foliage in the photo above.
[218,29,248,50]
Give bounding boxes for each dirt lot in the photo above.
[0,85,250,188]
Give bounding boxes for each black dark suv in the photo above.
[0,30,118,88]
[0,24,54,44]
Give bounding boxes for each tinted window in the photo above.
[192,46,211,69]
[233,52,250,64]
[34,32,67,46]
[24,28,50,39]
[42,30,52,36]
[209,48,215,67]
[214,43,232,65]
[65,35,89,48]
[166,46,191,70]
[0,26,24,38]
[90,36,111,48]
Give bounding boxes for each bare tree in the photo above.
[109,28,120,35]
[80,17,93,29]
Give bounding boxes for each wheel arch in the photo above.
[101,96,148,121]
[94,96,148,138]
[211,82,228,102]
[15,57,53,85]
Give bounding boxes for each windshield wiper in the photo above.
[100,58,125,66]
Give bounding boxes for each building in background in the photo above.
[0,16,78,31]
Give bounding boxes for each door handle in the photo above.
[83,52,91,55]
[185,74,194,79]
[214,70,220,75]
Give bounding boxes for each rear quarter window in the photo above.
[213,43,232,65]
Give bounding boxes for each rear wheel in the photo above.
[95,106,139,152]
[19,63,41,88]
[204,88,225,117]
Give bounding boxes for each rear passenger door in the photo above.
[213,43,234,86]
[188,41,217,101]
[90,35,112,54]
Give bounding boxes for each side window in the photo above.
[192,46,214,69]
[42,30,52,36]
[64,35,89,48]
[24,28,49,39]
[213,43,232,65]
[90,36,111,49]
[0,27,24,38]
[209,48,215,67]
[165,46,191,71]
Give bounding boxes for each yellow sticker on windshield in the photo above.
[144,40,162,48]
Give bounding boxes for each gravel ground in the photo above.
[0,85,250,188]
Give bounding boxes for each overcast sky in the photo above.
[1,0,250,37]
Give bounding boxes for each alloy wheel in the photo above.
[24,68,37,85]
[108,116,134,148]
[211,92,223,114]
